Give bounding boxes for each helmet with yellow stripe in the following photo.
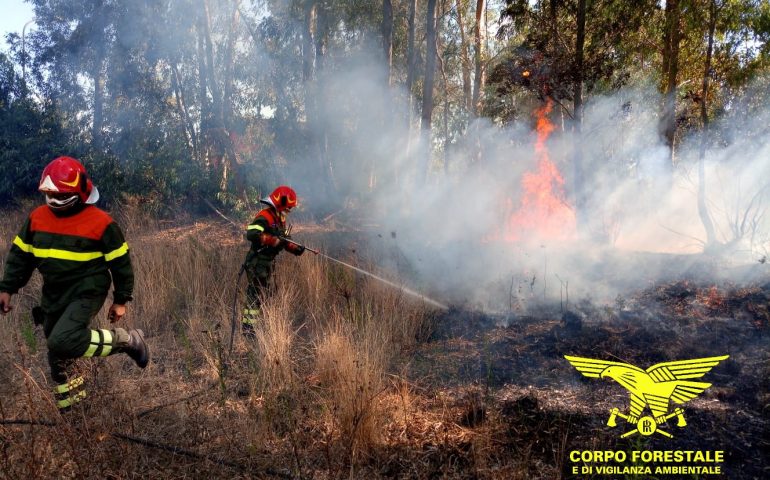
[39,156,99,210]
[262,185,298,213]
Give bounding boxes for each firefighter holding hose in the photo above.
[0,156,149,412]
[241,186,305,336]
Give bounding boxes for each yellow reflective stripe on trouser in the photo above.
[55,376,85,394]
[13,236,104,262]
[104,242,129,261]
[57,390,87,409]
[246,224,264,231]
[242,308,259,325]
[83,329,114,357]
[100,329,114,356]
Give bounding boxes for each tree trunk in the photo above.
[419,0,438,183]
[316,4,335,194]
[302,0,316,83]
[197,5,211,170]
[202,0,222,126]
[91,0,106,150]
[549,0,558,43]
[456,0,472,115]
[314,4,327,72]
[471,0,485,116]
[201,0,229,190]
[382,0,393,85]
[468,0,485,164]
[404,1,416,91]
[223,1,245,195]
[171,62,199,163]
[437,25,450,174]
[92,45,105,150]
[698,0,718,249]
[302,0,335,207]
[401,0,417,188]
[660,0,681,177]
[573,0,586,232]
[222,1,240,132]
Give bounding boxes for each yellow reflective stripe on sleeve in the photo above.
[104,242,129,261]
[13,236,104,262]
[55,376,85,394]
[242,317,256,325]
[100,329,113,356]
[246,224,265,231]
[83,330,101,357]
[57,390,87,409]
[12,236,32,253]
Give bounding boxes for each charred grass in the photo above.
[411,281,769,479]
[0,208,768,479]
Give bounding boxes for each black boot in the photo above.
[124,329,149,368]
[242,322,256,339]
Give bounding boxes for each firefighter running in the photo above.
[0,156,149,412]
[241,186,305,336]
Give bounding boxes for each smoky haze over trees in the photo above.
[1,0,769,264]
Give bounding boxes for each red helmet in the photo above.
[263,185,298,213]
[39,156,99,206]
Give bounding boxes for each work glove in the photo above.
[285,242,305,256]
[259,233,283,248]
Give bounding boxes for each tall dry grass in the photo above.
[0,204,434,477]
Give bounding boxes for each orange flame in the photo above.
[506,99,575,241]
[698,285,725,311]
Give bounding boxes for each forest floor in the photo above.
[0,213,768,479]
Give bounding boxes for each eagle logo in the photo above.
[565,355,729,438]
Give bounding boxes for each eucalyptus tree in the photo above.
[0,52,71,205]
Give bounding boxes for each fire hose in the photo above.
[205,199,448,362]
[226,234,448,364]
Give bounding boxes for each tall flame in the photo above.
[506,99,575,241]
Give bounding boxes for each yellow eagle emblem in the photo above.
[565,354,729,438]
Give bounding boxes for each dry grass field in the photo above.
[0,206,442,479]
[0,205,768,479]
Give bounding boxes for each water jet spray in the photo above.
[280,236,448,310]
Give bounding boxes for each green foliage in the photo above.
[490,0,770,126]
[0,53,74,204]
[490,0,659,122]
[0,0,768,211]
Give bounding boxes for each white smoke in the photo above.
[286,43,770,311]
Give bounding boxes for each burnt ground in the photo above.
[402,280,770,479]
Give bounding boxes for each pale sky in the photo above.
[0,0,35,52]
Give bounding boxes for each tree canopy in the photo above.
[0,0,767,227]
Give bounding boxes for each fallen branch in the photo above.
[202,198,242,231]
[136,380,220,418]
[1,418,296,479]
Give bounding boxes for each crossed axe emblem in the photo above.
[607,407,687,438]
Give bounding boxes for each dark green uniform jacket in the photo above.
[0,204,133,312]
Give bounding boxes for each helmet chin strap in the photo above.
[46,194,80,211]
